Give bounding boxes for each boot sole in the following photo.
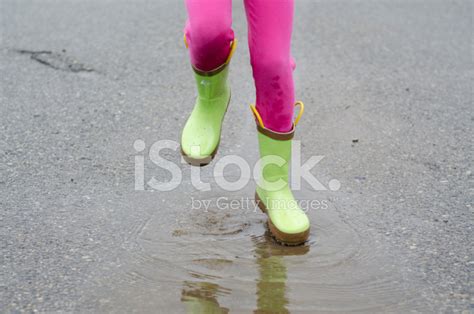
[255,192,310,246]
[181,92,231,167]
[181,145,218,167]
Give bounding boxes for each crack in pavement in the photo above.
[14,49,95,73]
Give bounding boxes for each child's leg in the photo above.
[184,0,234,71]
[181,0,235,166]
[244,0,295,132]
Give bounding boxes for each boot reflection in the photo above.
[253,231,310,314]
[181,281,230,314]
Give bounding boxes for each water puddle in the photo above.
[95,175,424,312]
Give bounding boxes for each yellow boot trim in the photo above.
[250,101,305,130]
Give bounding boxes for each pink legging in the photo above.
[184,0,295,133]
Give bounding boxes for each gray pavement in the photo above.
[0,0,472,312]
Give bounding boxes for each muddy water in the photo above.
[95,172,425,313]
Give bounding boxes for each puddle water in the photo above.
[97,175,423,313]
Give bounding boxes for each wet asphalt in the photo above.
[0,0,472,312]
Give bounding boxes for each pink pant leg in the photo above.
[244,0,295,132]
[184,0,234,71]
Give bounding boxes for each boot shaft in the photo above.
[190,39,236,101]
[193,65,230,100]
[256,125,294,189]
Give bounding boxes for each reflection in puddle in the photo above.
[181,281,230,314]
[252,232,310,314]
[180,232,309,314]
[254,243,289,313]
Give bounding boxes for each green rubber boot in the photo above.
[181,40,236,166]
[252,102,310,245]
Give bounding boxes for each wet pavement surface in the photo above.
[1,0,472,312]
